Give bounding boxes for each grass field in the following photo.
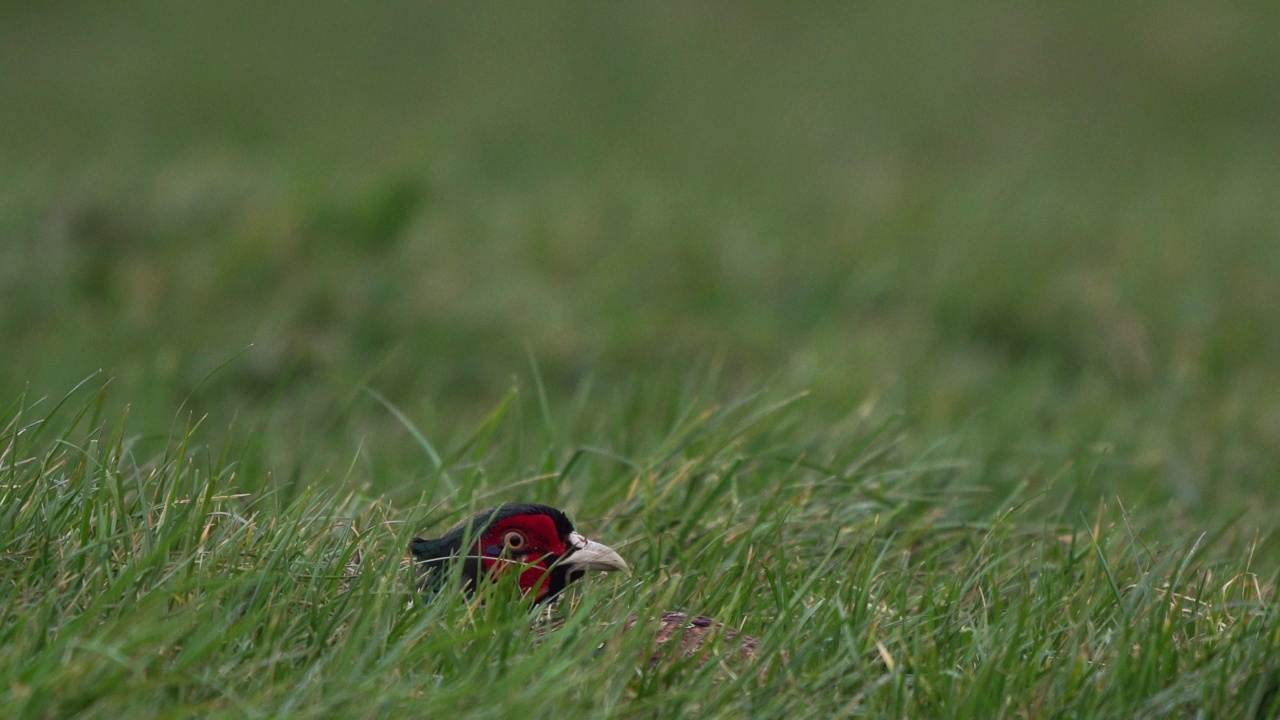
[3,4,1280,717]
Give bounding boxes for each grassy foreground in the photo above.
[2,382,1278,719]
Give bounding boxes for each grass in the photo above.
[3,3,1280,717]
[3,381,1279,718]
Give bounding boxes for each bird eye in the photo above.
[502,530,527,552]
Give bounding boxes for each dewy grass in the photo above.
[1,384,1278,719]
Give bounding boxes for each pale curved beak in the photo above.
[562,539,631,576]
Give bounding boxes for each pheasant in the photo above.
[409,503,760,661]
[409,503,630,603]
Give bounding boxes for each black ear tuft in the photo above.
[409,535,470,598]
[409,536,453,561]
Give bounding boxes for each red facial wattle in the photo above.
[472,513,569,601]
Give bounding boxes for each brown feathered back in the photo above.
[625,611,760,663]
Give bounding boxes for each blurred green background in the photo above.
[3,3,1279,515]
